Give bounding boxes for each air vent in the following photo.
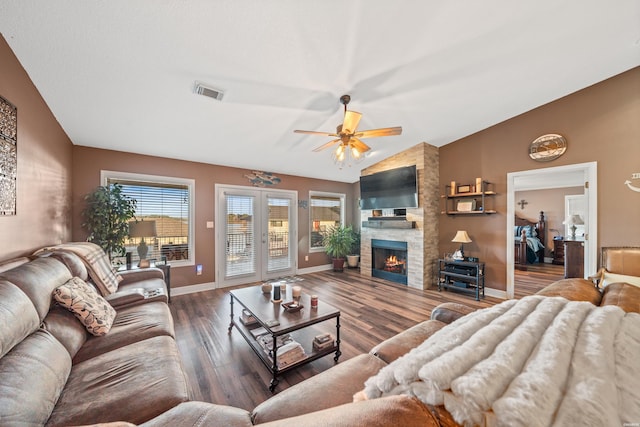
[194,81,224,101]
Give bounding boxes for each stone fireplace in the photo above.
[359,143,439,290]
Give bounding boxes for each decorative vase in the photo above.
[261,283,272,293]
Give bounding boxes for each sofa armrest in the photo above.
[430,302,476,324]
[370,320,446,364]
[256,395,439,427]
[105,287,167,308]
[118,268,164,285]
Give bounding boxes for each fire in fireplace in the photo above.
[371,239,408,285]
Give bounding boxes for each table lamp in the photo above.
[128,220,157,266]
[563,214,584,239]
[452,230,472,260]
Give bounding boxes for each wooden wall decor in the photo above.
[0,95,17,215]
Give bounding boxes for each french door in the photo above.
[216,185,297,288]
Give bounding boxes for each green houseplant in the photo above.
[82,184,137,260]
[346,228,361,268]
[322,225,355,272]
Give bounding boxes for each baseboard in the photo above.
[485,287,507,300]
[171,281,216,297]
[296,263,332,275]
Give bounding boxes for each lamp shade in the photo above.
[563,214,584,226]
[128,220,157,238]
[452,230,472,243]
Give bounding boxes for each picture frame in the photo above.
[456,200,476,212]
[457,184,471,194]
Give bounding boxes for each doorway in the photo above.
[215,185,297,288]
[506,162,598,299]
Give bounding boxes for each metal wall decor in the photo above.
[529,134,567,162]
[244,170,281,187]
[0,95,17,215]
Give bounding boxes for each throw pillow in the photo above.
[599,271,640,289]
[53,277,116,336]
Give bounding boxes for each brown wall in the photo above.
[71,146,356,288]
[0,35,73,259]
[439,67,640,291]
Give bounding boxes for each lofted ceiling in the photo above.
[0,1,638,183]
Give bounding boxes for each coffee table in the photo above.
[228,285,341,391]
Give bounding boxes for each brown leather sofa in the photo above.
[0,250,187,426]
[1,246,638,426]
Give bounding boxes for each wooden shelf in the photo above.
[442,181,497,215]
[441,210,497,215]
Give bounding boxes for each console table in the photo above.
[437,259,485,300]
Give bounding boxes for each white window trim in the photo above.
[101,170,195,267]
[308,191,346,253]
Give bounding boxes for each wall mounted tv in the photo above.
[359,165,418,210]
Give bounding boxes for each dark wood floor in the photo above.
[514,262,564,299]
[169,268,501,411]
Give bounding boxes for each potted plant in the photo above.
[322,225,355,272]
[82,184,137,261]
[346,228,361,268]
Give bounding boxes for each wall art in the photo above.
[0,95,17,216]
[244,170,281,187]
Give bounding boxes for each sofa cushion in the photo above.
[0,279,40,358]
[258,395,438,427]
[0,330,71,427]
[601,282,640,313]
[535,278,602,305]
[53,277,117,336]
[370,320,446,364]
[47,335,189,426]
[251,353,387,424]
[35,242,122,296]
[73,301,175,364]
[140,401,253,427]
[0,256,72,321]
[42,304,88,358]
[48,250,90,281]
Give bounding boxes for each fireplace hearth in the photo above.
[371,239,408,285]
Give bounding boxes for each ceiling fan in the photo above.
[294,95,402,166]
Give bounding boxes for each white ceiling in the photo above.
[1,1,638,183]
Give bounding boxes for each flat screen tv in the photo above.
[359,165,418,210]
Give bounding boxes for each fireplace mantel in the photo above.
[362,220,416,229]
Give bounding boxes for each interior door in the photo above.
[216,185,297,288]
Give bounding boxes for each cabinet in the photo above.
[564,240,584,278]
[442,181,496,215]
[437,259,485,301]
[552,239,565,265]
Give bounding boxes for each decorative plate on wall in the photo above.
[529,134,567,162]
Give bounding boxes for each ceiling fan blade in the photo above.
[313,139,341,152]
[342,111,362,134]
[355,126,403,138]
[350,138,371,153]
[294,130,338,137]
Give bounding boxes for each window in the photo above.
[102,171,195,266]
[309,191,345,252]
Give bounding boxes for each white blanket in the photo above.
[361,296,640,426]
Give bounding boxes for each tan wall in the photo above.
[439,67,640,291]
[0,35,73,260]
[71,146,356,288]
